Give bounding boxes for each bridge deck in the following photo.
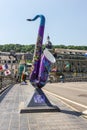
[0,82,87,130]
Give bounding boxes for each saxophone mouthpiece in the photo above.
[27,19,32,21]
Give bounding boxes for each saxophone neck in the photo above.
[27,15,45,26]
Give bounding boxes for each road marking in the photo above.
[44,89,87,109]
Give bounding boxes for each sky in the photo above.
[0,0,87,46]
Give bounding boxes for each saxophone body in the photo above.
[27,15,55,88]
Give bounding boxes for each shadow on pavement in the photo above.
[61,109,82,117]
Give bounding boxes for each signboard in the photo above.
[34,94,45,103]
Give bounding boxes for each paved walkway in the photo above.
[0,82,87,130]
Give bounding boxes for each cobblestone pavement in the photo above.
[0,82,87,130]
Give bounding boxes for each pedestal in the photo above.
[20,87,60,113]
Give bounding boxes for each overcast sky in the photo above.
[0,0,87,46]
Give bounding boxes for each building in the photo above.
[50,48,87,82]
[0,52,33,75]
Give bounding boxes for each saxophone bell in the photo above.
[38,48,56,87]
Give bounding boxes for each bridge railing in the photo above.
[49,72,87,83]
[0,75,16,94]
[65,76,87,82]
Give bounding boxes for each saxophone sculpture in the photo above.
[27,15,55,88]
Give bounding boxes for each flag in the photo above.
[4,69,11,76]
[2,63,8,70]
[64,63,70,69]
[0,64,8,71]
[0,65,3,71]
[65,64,70,68]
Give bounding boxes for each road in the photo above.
[43,82,87,112]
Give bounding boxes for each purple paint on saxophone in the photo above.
[27,15,55,88]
